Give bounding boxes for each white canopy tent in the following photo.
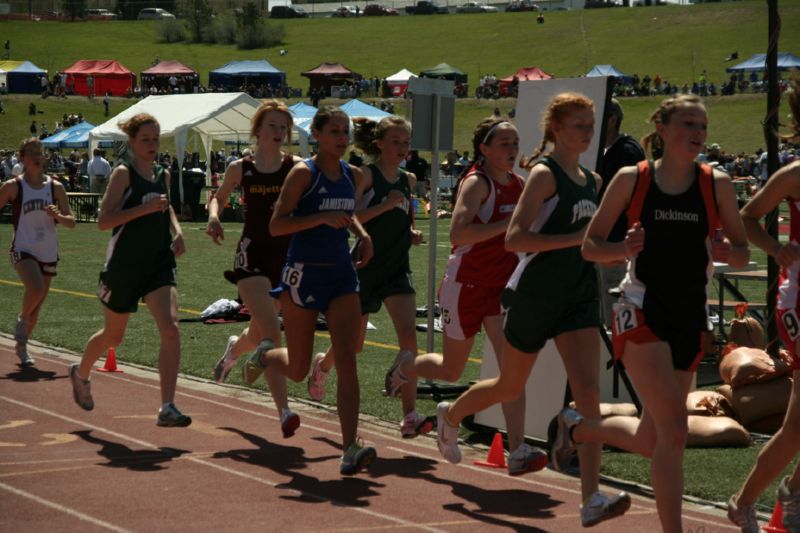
[88,92,310,199]
[89,92,261,199]
[385,68,417,96]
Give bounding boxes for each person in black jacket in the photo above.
[596,98,645,327]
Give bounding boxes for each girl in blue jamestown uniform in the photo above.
[242,107,377,476]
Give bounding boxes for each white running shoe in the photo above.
[727,495,760,533]
[581,491,631,527]
[307,353,329,401]
[213,335,239,383]
[436,402,461,464]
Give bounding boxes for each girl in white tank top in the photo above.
[0,137,75,365]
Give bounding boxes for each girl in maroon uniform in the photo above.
[206,100,301,438]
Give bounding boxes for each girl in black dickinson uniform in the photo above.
[558,95,749,533]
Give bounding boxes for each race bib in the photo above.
[781,309,800,341]
[282,265,303,288]
[613,301,639,335]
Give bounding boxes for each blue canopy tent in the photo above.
[41,122,95,149]
[585,64,632,84]
[289,102,318,156]
[61,129,115,149]
[208,60,286,91]
[726,52,800,72]
[339,99,391,122]
[42,122,114,149]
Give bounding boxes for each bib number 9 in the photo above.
[781,310,800,341]
[282,266,303,288]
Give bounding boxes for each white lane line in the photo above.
[0,395,446,533]
[0,480,131,533]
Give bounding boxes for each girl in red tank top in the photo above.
[205,100,302,438]
[385,118,544,476]
[732,79,800,532]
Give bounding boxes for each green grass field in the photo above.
[2,0,799,512]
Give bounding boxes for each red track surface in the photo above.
[0,337,738,532]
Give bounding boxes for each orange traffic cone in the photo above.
[763,501,786,533]
[98,347,123,373]
[474,432,506,469]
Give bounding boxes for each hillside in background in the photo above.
[0,0,797,153]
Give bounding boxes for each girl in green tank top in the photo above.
[308,116,435,440]
[69,113,192,428]
[438,94,632,528]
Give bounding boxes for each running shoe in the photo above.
[340,437,377,476]
[307,352,329,401]
[550,407,583,472]
[581,491,632,527]
[15,343,34,366]
[281,409,300,439]
[69,363,94,411]
[157,403,192,427]
[778,475,800,533]
[726,495,760,533]
[384,350,412,397]
[507,443,548,476]
[242,339,274,386]
[436,402,461,464]
[400,410,436,439]
[213,335,239,383]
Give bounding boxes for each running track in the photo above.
[0,336,738,532]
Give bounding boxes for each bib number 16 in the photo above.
[282,265,303,288]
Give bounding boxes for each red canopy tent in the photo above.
[301,62,362,97]
[140,60,199,93]
[60,60,135,97]
[498,66,553,96]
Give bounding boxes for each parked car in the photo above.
[137,7,175,19]
[270,5,309,18]
[85,8,117,20]
[456,1,498,13]
[363,4,398,15]
[405,1,449,14]
[332,5,358,17]
[504,0,539,11]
